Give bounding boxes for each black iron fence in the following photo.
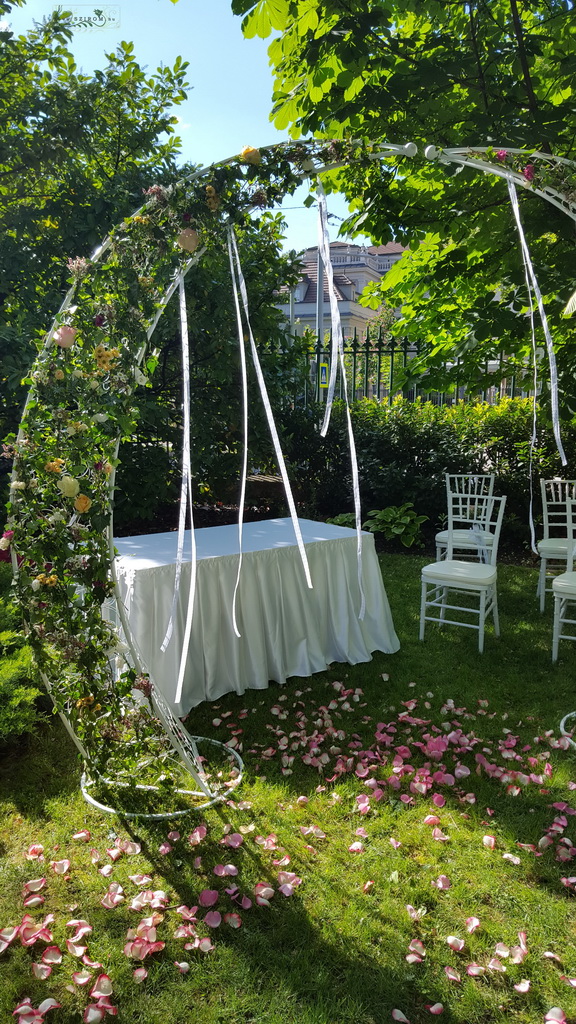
[295,327,529,407]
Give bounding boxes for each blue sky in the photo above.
[7,0,367,252]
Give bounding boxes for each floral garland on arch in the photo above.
[2,137,408,800]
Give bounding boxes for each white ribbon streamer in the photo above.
[227,225,313,596]
[315,181,365,618]
[226,230,250,638]
[507,179,566,466]
[160,277,197,708]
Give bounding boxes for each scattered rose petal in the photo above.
[32,963,52,980]
[223,833,244,848]
[446,936,464,952]
[72,970,93,986]
[514,979,531,993]
[467,963,485,976]
[432,875,451,890]
[482,835,496,849]
[72,831,91,842]
[42,947,63,965]
[427,1005,443,1015]
[503,853,521,865]
[445,966,461,982]
[133,968,148,983]
[349,842,364,853]
[466,916,480,933]
[90,975,113,999]
[392,1011,410,1023]
[223,912,242,928]
[203,911,222,928]
[545,1010,566,1024]
[174,961,190,973]
[199,890,219,908]
[26,845,44,860]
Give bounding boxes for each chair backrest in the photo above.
[446,473,495,499]
[447,494,507,565]
[540,479,576,542]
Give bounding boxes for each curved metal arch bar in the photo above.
[424,145,576,225]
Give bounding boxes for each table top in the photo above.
[113,518,364,571]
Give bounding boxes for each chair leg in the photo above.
[491,584,500,638]
[478,590,486,654]
[552,593,561,662]
[539,559,547,613]
[419,579,427,641]
[439,587,448,625]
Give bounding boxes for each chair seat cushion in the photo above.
[422,559,497,586]
[435,528,494,547]
[537,538,575,558]
[552,572,576,595]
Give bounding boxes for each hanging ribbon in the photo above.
[158,276,197,708]
[315,180,365,619]
[227,225,313,608]
[515,203,540,555]
[226,230,250,638]
[507,179,566,466]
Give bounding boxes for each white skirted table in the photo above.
[112,518,400,716]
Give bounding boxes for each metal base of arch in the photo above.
[560,712,576,752]
[80,735,244,819]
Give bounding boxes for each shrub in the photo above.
[280,396,575,553]
[0,564,46,744]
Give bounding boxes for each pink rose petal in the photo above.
[514,979,531,993]
[26,845,44,860]
[466,916,480,933]
[72,970,93,986]
[446,936,464,952]
[90,974,113,999]
[203,911,222,928]
[349,842,364,853]
[199,889,219,907]
[545,1011,566,1024]
[467,963,485,976]
[42,946,63,965]
[482,835,496,850]
[445,966,461,982]
[392,1011,411,1023]
[427,1005,443,1015]
[83,1007,105,1024]
[223,833,244,848]
[32,963,52,980]
[72,830,91,842]
[133,967,148,983]
[432,874,451,890]
[66,938,89,958]
[223,912,242,928]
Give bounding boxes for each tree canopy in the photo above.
[0,1,189,441]
[231,0,576,411]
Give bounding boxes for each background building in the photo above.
[278,241,407,335]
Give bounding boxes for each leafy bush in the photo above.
[363,504,428,548]
[0,565,46,744]
[280,396,575,553]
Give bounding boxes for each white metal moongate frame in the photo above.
[14,139,576,813]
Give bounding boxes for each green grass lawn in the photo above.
[1,552,576,1024]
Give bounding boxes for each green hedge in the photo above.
[280,397,572,551]
[0,564,46,745]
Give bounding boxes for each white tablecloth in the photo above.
[112,518,399,715]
